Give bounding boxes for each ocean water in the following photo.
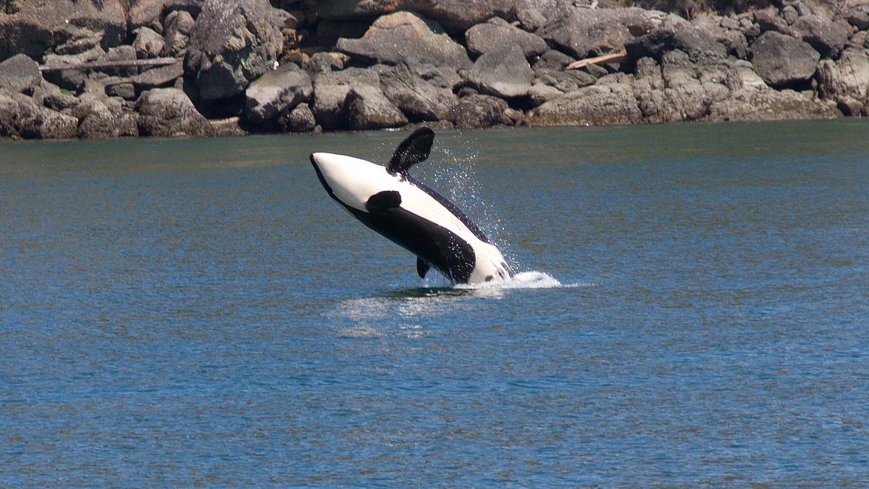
[1,121,866,488]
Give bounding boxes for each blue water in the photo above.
[1,122,867,487]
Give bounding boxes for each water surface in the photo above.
[1,121,867,487]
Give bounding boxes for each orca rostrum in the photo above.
[310,127,511,284]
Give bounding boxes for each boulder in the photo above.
[751,31,820,88]
[708,88,840,121]
[128,62,185,91]
[307,52,351,73]
[311,67,380,130]
[346,85,408,130]
[136,87,213,136]
[446,94,511,129]
[133,27,166,58]
[244,63,313,125]
[533,68,596,93]
[279,102,317,132]
[0,54,42,94]
[626,26,727,63]
[791,14,851,58]
[527,74,643,126]
[845,4,869,31]
[464,17,548,59]
[42,47,107,93]
[184,0,289,101]
[817,48,869,106]
[378,64,459,122]
[0,92,78,139]
[73,94,138,138]
[336,12,471,70]
[538,7,679,59]
[468,44,533,99]
[163,9,195,56]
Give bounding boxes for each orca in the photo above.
[310,127,511,284]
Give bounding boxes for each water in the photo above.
[1,121,866,488]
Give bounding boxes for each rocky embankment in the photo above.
[0,0,867,139]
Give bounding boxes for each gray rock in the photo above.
[707,87,839,121]
[0,54,42,94]
[446,94,511,129]
[311,68,380,130]
[75,95,138,139]
[468,44,533,98]
[533,68,595,93]
[136,87,213,137]
[280,102,317,132]
[625,27,726,63]
[129,62,185,91]
[845,5,869,31]
[527,83,564,106]
[538,7,674,59]
[533,50,576,71]
[346,85,408,130]
[751,31,820,88]
[163,10,195,56]
[465,17,548,59]
[791,14,851,58]
[336,12,471,70]
[0,91,78,139]
[782,5,799,25]
[245,64,313,126]
[106,82,137,100]
[754,7,792,36]
[817,48,869,105]
[527,74,643,126]
[42,47,107,93]
[378,64,459,122]
[307,52,351,73]
[185,0,289,101]
[133,27,166,58]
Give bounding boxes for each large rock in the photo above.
[626,26,727,63]
[468,44,534,98]
[184,0,289,101]
[446,94,511,129]
[751,31,820,88]
[464,17,548,59]
[0,0,127,61]
[304,0,564,33]
[0,92,78,139]
[336,12,471,70]
[0,54,42,94]
[377,64,459,122]
[133,27,166,58]
[817,48,869,110]
[346,85,408,130]
[73,94,138,139]
[791,14,851,58]
[708,88,840,121]
[311,68,380,130]
[163,9,196,56]
[527,74,643,126]
[538,7,681,59]
[136,87,213,136]
[244,63,313,125]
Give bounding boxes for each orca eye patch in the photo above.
[365,190,402,212]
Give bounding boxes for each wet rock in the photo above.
[0,91,78,139]
[136,87,213,137]
[468,44,533,99]
[751,31,820,88]
[464,17,548,59]
[446,94,510,129]
[244,63,313,126]
[184,0,289,101]
[708,88,839,121]
[163,9,195,56]
[336,12,471,70]
[311,68,380,130]
[133,27,166,58]
[527,74,643,127]
[817,48,869,107]
[791,14,851,58]
[346,85,408,130]
[0,54,42,94]
[279,102,317,132]
[378,64,459,122]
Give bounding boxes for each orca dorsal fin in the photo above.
[387,127,435,176]
[416,257,430,278]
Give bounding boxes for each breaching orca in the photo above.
[310,127,511,284]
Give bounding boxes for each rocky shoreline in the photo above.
[1,0,867,140]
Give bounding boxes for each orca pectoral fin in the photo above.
[387,127,435,176]
[365,190,402,213]
[416,257,430,278]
